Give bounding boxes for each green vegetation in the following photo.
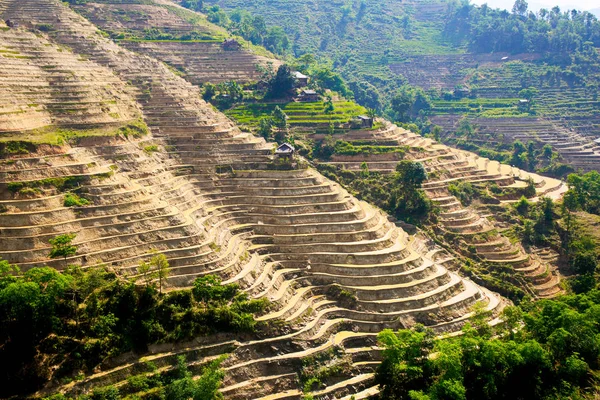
[390,85,432,122]
[333,140,408,157]
[202,6,290,55]
[143,144,159,154]
[377,289,600,400]
[0,260,268,397]
[204,0,459,107]
[8,176,87,194]
[226,101,366,128]
[64,192,90,207]
[0,141,36,156]
[318,160,432,225]
[49,234,78,267]
[267,64,296,98]
[43,354,225,400]
[564,171,600,215]
[0,119,148,145]
[445,3,600,58]
[300,346,352,395]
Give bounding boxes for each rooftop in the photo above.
[293,71,308,79]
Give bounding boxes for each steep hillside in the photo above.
[204,0,600,172]
[0,0,504,398]
[70,0,279,84]
[204,0,458,96]
[75,0,567,302]
[88,0,571,301]
[0,21,139,135]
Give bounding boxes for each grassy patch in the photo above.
[226,101,367,128]
[0,119,149,145]
[64,192,90,207]
[8,176,87,194]
[143,144,159,154]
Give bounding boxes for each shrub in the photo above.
[449,181,475,206]
[143,144,159,154]
[36,24,55,32]
[64,193,90,207]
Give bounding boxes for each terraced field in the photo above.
[0,0,506,398]
[71,0,279,84]
[311,121,566,298]
[226,101,368,129]
[430,114,600,172]
[0,23,138,135]
[396,55,600,172]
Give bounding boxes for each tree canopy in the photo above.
[0,261,267,397]
[268,65,296,98]
[444,1,600,60]
[377,290,600,400]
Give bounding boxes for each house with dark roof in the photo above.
[357,115,374,128]
[275,143,295,158]
[298,89,319,102]
[293,71,309,87]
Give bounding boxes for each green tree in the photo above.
[571,251,598,275]
[192,275,238,304]
[456,116,475,138]
[360,162,370,178]
[138,260,152,287]
[518,87,538,112]
[48,233,77,267]
[512,0,528,16]
[224,81,244,102]
[258,117,274,140]
[264,26,289,54]
[323,96,335,122]
[311,66,351,98]
[514,196,531,216]
[203,83,216,101]
[149,253,170,294]
[272,106,288,129]
[166,355,225,400]
[271,106,289,143]
[431,125,443,142]
[390,90,414,122]
[511,140,527,168]
[395,160,428,188]
[0,259,20,289]
[376,326,435,399]
[390,161,431,223]
[268,64,296,98]
[181,0,203,12]
[327,121,335,135]
[296,53,316,71]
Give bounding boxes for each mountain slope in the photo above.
[204,0,600,172]
[0,0,503,398]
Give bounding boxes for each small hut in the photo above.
[357,115,374,128]
[298,89,319,102]
[275,143,295,159]
[293,71,309,87]
[222,38,242,51]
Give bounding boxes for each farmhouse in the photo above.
[275,143,295,158]
[357,115,374,128]
[298,89,319,102]
[293,71,309,87]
